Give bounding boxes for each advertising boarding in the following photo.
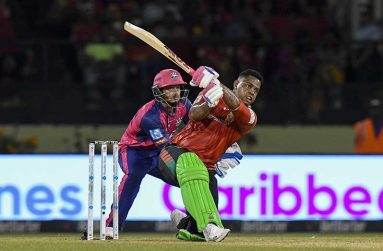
[0,155,382,221]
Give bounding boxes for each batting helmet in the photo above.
[152,69,188,107]
[153,69,187,88]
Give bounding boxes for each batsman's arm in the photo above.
[220,83,240,110]
[189,82,240,121]
[232,102,257,133]
[189,95,211,121]
[192,66,240,110]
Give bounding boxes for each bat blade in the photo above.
[124,21,195,75]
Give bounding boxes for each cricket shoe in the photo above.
[170,209,187,228]
[81,231,87,240]
[105,227,114,240]
[176,229,205,242]
[203,223,230,242]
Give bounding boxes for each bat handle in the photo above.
[188,68,195,76]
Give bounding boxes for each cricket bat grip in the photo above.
[188,68,195,76]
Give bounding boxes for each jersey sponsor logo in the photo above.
[208,113,233,126]
[248,108,256,124]
[149,128,165,140]
[154,137,168,146]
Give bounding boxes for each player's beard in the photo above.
[166,95,180,107]
[162,98,180,114]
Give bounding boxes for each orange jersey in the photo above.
[172,93,257,169]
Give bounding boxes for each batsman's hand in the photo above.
[203,84,223,107]
[190,66,220,88]
[215,142,243,178]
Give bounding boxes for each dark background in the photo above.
[1,0,382,125]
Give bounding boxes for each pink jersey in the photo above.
[119,99,191,152]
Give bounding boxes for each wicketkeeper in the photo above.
[101,69,191,237]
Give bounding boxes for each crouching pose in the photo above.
[81,69,192,240]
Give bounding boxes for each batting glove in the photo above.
[215,142,243,178]
[203,84,223,108]
[190,66,219,88]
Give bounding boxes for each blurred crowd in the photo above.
[1,0,383,124]
[0,128,37,153]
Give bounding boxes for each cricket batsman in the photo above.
[159,67,263,241]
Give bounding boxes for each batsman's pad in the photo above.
[176,152,223,232]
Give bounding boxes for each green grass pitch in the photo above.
[0,233,382,251]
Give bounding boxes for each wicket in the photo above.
[87,140,119,240]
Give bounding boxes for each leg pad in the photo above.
[176,152,222,232]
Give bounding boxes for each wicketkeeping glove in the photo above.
[203,84,223,108]
[190,66,220,88]
[215,142,243,178]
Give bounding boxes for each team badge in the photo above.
[170,71,178,80]
[176,118,183,127]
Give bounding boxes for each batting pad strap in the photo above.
[176,153,223,232]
